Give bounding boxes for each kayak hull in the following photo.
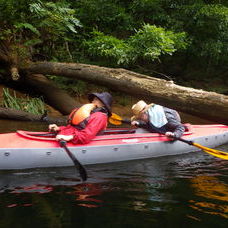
[0,124,228,170]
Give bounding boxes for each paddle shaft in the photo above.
[121,119,131,124]
[172,136,193,145]
[30,132,56,137]
[59,140,87,181]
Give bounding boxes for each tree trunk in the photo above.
[24,73,79,115]
[0,107,67,124]
[25,62,228,124]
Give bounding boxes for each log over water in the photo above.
[25,62,228,124]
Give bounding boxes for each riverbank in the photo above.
[0,84,214,124]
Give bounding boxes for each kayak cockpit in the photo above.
[16,124,193,142]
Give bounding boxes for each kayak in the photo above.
[0,124,228,170]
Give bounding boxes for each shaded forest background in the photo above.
[0,0,227,121]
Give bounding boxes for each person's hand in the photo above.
[131,120,140,127]
[56,135,73,141]
[165,132,175,138]
[49,124,60,132]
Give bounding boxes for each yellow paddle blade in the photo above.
[109,113,123,125]
[193,143,228,160]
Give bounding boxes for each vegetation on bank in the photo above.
[47,76,134,107]
[2,88,45,114]
[0,0,227,94]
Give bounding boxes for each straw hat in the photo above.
[131,100,153,120]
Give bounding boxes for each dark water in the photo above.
[0,120,227,228]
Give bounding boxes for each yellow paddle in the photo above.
[173,137,228,160]
[109,113,131,125]
[109,113,228,160]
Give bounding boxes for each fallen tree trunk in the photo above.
[26,62,228,124]
[1,71,79,115]
[0,107,67,124]
[24,73,79,115]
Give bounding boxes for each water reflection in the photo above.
[68,183,106,208]
[10,184,53,194]
[6,182,107,209]
[189,175,228,218]
[0,153,227,227]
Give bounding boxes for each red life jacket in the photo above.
[68,104,96,129]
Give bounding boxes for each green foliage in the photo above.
[0,0,34,40]
[0,0,82,61]
[2,88,45,115]
[124,0,228,66]
[0,0,34,23]
[190,4,228,61]
[128,24,189,61]
[85,24,189,65]
[47,76,88,96]
[29,1,82,36]
[14,23,40,36]
[0,0,228,85]
[72,0,134,34]
[85,30,129,65]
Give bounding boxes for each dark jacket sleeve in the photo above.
[163,107,185,138]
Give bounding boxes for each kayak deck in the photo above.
[0,124,228,170]
[1,125,194,148]
[0,124,227,149]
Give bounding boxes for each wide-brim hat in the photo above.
[88,92,113,116]
[131,100,152,120]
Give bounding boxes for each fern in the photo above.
[29,0,82,35]
[14,23,40,35]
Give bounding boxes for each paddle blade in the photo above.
[109,113,122,125]
[193,143,228,160]
[79,166,88,181]
[60,140,88,181]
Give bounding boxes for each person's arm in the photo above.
[131,120,148,128]
[166,123,185,138]
[166,116,185,138]
[71,112,108,144]
[162,108,184,138]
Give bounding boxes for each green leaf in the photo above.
[14,23,40,35]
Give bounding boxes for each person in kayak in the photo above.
[48,92,113,144]
[131,100,185,138]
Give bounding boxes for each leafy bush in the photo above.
[85,24,189,65]
[0,0,82,61]
[72,0,134,34]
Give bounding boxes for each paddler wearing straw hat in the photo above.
[131,100,185,138]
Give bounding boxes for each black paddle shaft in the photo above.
[173,136,193,145]
[59,140,87,181]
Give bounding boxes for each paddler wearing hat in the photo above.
[48,92,113,144]
[131,100,185,138]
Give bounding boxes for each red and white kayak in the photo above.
[0,124,228,170]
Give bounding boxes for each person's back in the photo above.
[131,100,185,138]
[49,92,113,144]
